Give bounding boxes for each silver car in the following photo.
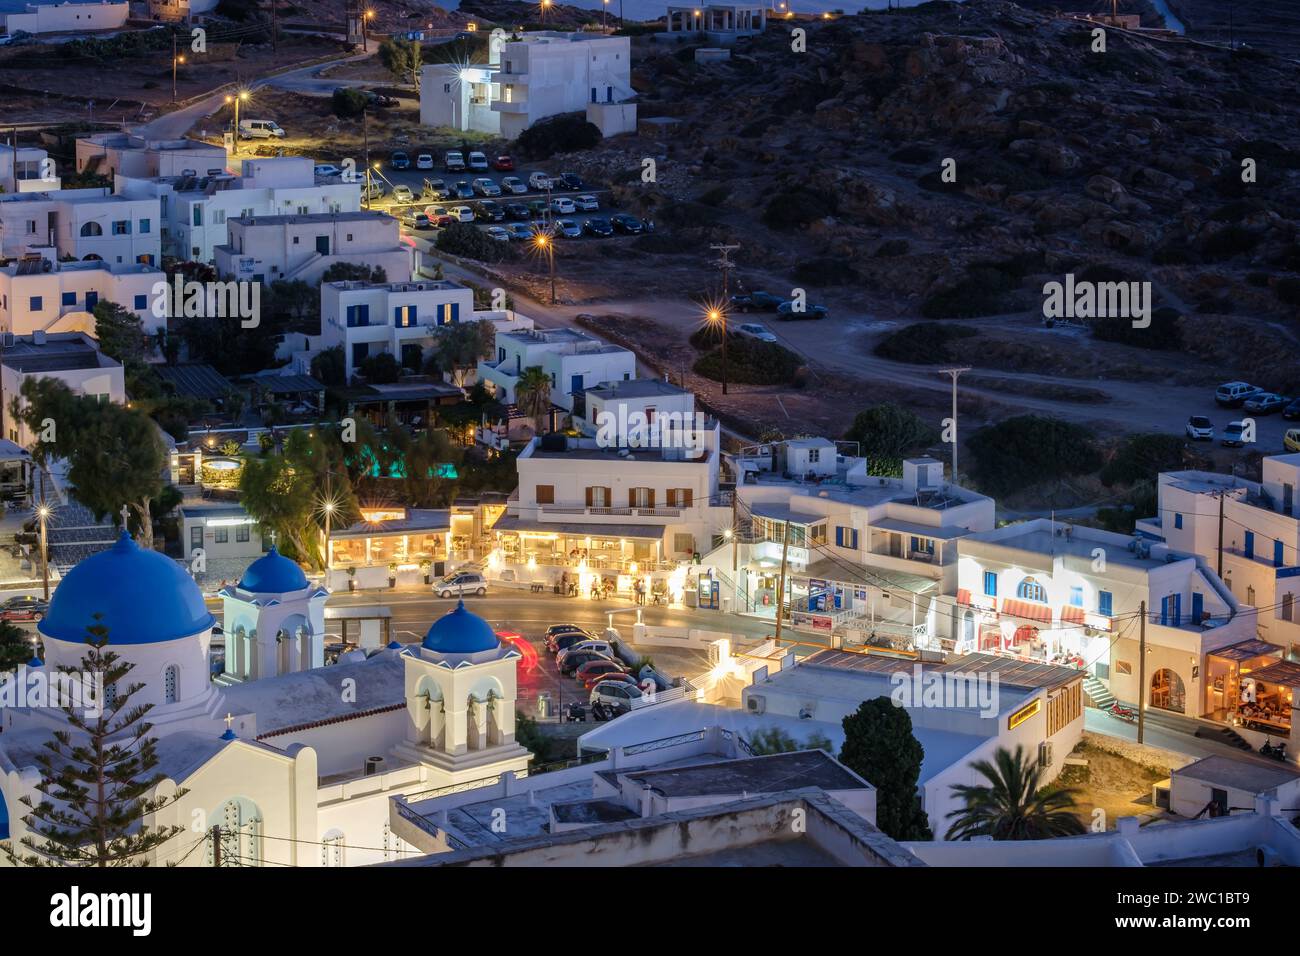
[435,572,487,598]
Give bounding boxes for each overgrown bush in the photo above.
[693,337,801,386]
[1100,433,1187,487]
[874,322,978,364]
[435,222,512,261]
[843,402,938,460]
[761,188,837,231]
[515,112,601,158]
[1090,306,1182,350]
[332,87,368,118]
[966,416,1102,497]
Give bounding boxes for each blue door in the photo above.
[570,374,583,395]
[1275,540,1284,568]
[1191,592,1203,624]
[85,291,98,311]
[1245,531,1254,559]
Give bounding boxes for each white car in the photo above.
[550,197,576,215]
[314,164,342,178]
[555,218,582,238]
[391,185,415,203]
[450,205,475,222]
[574,194,599,212]
[416,153,434,170]
[485,225,510,242]
[500,176,527,194]
[590,681,646,717]
[529,171,553,190]
[472,177,501,197]
[467,151,489,171]
[737,322,778,343]
[1185,415,1214,441]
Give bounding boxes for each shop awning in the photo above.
[1000,598,1052,623]
[1209,639,1285,663]
[956,588,972,607]
[1012,624,1039,645]
[1247,659,1300,686]
[491,514,666,541]
[1059,605,1086,626]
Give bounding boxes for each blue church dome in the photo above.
[238,546,309,593]
[421,601,500,654]
[39,531,216,645]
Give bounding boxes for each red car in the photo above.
[0,595,47,621]
[576,658,629,685]
[491,155,515,171]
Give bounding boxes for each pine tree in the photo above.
[1,618,189,866]
[838,697,934,841]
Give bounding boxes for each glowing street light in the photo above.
[533,230,556,304]
[225,89,250,152]
[36,501,51,601]
[705,304,729,395]
[363,8,375,47]
[540,0,553,24]
[172,53,186,103]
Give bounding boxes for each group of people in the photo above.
[555,570,662,604]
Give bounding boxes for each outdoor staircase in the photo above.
[1082,675,1116,711]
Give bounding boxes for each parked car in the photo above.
[546,628,593,653]
[730,290,785,312]
[557,640,616,670]
[505,222,536,241]
[1244,392,1288,415]
[364,90,398,108]
[500,176,527,195]
[1185,415,1214,441]
[582,216,613,237]
[485,225,510,242]
[575,658,629,684]
[586,672,640,691]
[550,197,576,215]
[390,184,415,203]
[590,681,645,717]
[528,171,554,190]
[573,194,599,212]
[0,595,47,621]
[450,205,475,222]
[472,177,501,197]
[559,649,618,676]
[1216,381,1261,407]
[491,155,515,171]
[314,163,343,178]
[425,206,454,227]
[453,180,475,199]
[527,199,549,217]
[737,322,778,344]
[1284,398,1300,421]
[361,181,386,200]
[467,151,489,171]
[444,150,466,171]
[473,200,505,222]
[610,213,643,234]
[504,202,531,220]
[1222,421,1249,447]
[421,178,448,200]
[389,150,411,170]
[554,218,583,238]
[416,153,435,170]
[1286,429,1300,454]
[434,571,487,598]
[238,119,285,139]
[404,212,434,231]
[557,172,583,190]
[777,300,828,320]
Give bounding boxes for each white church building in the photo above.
[0,532,532,867]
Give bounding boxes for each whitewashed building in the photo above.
[0,143,58,193]
[0,331,125,445]
[0,188,161,265]
[75,133,227,180]
[0,252,166,338]
[212,210,412,286]
[0,0,127,34]
[477,326,636,412]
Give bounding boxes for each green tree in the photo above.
[311,345,347,388]
[844,402,939,461]
[838,697,933,840]
[515,366,551,431]
[945,745,1087,841]
[15,379,165,541]
[91,300,149,367]
[321,262,387,283]
[2,620,190,866]
[331,87,368,118]
[428,320,496,386]
[0,620,32,674]
[263,279,319,331]
[966,415,1102,497]
[359,352,402,384]
[744,727,834,755]
[378,37,422,89]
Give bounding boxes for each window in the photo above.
[1174,512,1183,529]
[164,665,179,705]
[190,526,203,550]
[983,571,998,598]
[1017,577,1047,602]
[1115,660,1132,676]
[112,220,130,235]
[394,305,417,328]
[236,524,250,543]
[665,488,693,508]
[214,210,226,225]
[322,832,345,867]
[80,222,102,237]
[536,485,555,505]
[62,292,76,306]
[1098,590,1113,617]
[629,487,654,508]
[586,486,610,508]
[808,448,820,463]
[1047,683,1082,736]
[835,526,858,549]
[134,294,147,310]
[293,236,300,245]
[1284,593,1295,623]
[345,304,370,327]
[214,527,229,544]
[29,296,42,312]
[192,207,202,226]
[139,219,150,234]
[674,533,696,555]
[1069,586,1083,607]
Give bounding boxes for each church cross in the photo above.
[120,504,130,529]
[224,713,234,731]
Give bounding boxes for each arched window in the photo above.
[163,665,179,704]
[1017,577,1047,603]
[80,222,103,237]
[321,830,345,867]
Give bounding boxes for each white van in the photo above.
[239,119,286,140]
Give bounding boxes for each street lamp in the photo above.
[533,230,556,304]
[225,89,250,153]
[172,53,185,103]
[541,0,552,25]
[706,305,728,395]
[37,502,50,601]
[602,0,609,30]
[363,9,375,48]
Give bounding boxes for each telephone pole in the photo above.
[271,0,278,52]
[773,520,791,643]
[709,243,739,396]
[1216,490,1225,578]
[939,367,970,482]
[1137,600,1147,745]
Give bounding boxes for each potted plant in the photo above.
[420,558,433,585]
[387,562,398,588]
[347,566,357,591]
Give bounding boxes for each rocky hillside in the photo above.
[565,0,1300,385]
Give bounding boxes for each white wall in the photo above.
[2,1,128,35]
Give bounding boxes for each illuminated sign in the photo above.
[360,508,406,522]
[1007,698,1041,730]
[205,517,256,527]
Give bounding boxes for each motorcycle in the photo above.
[1259,738,1288,762]
[1109,701,1137,723]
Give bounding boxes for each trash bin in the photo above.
[536,692,552,720]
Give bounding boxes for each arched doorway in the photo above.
[961,610,975,648]
[1150,668,1186,714]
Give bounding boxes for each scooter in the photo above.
[1259,738,1288,762]
[1109,701,1137,723]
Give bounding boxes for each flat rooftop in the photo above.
[1173,755,1300,795]
[526,442,711,463]
[964,519,1174,571]
[585,378,690,401]
[620,750,870,799]
[1,333,118,373]
[230,210,394,226]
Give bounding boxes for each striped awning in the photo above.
[1059,605,1087,626]
[1001,598,1052,623]
[956,588,972,607]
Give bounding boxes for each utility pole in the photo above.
[271,0,278,52]
[1137,600,1147,745]
[210,825,222,867]
[37,499,49,602]
[730,492,738,574]
[710,243,738,396]
[172,33,179,103]
[773,520,791,643]
[1216,491,1225,578]
[362,107,371,209]
[940,367,970,482]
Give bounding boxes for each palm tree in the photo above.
[515,366,552,433]
[945,745,1087,841]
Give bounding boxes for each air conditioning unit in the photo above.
[1038,741,1054,768]
[746,694,765,715]
[363,756,386,776]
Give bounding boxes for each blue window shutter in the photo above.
[835,527,843,547]
[1098,590,1113,616]
[61,292,75,306]
[984,571,997,597]
[1245,531,1254,559]
[1174,513,1182,529]
[134,294,147,309]
[851,529,858,549]
[1191,592,1203,622]
[450,302,459,324]
[1275,540,1284,568]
